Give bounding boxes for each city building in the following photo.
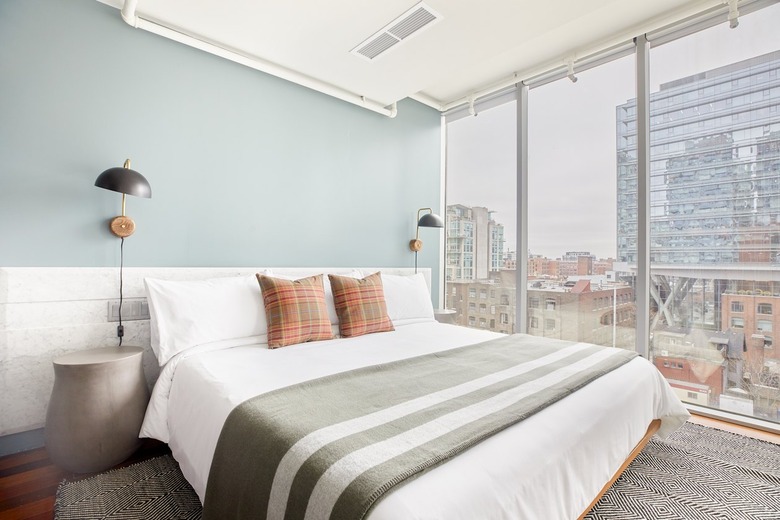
[446,268,636,341]
[616,52,780,416]
[557,253,593,277]
[527,278,635,348]
[616,52,780,332]
[652,327,729,407]
[447,212,630,337]
[593,258,616,275]
[720,288,780,367]
[652,325,780,419]
[617,51,780,267]
[446,270,516,334]
[528,252,614,279]
[528,254,559,278]
[503,250,517,270]
[446,204,505,282]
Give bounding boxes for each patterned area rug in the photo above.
[55,455,202,520]
[54,422,780,520]
[585,422,780,520]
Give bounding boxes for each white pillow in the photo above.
[145,275,266,366]
[379,273,435,324]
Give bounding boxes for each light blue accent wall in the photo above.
[0,0,442,300]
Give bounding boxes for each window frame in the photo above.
[443,0,780,430]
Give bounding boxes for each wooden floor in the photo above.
[0,416,778,520]
[0,440,170,520]
[688,413,780,445]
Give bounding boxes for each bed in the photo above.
[139,269,689,520]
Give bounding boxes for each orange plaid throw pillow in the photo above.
[256,274,333,348]
[328,272,394,338]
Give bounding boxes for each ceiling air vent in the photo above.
[351,2,441,61]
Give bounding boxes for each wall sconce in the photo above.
[94,159,152,237]
[95,159,152,345]
[409,207,444,273]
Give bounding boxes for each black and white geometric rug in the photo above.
[585,422,780,519]
[55,455,202,520]
[55,422,780,520]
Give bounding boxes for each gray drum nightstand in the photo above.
[45,346,150,473]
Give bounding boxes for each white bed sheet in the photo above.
[140,321,689,520]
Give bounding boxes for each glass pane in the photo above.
[645,5,780,423]
[528,55,636,349]
[445,102,517,333]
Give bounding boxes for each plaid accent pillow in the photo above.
[328,272,395,338]
[256,274,333,348]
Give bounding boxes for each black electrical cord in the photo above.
[118,237,125,346]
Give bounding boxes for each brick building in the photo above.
[528,253,614,279]
[527,279,635,348]
[652,325,780,418]
[446,270,516,334]
[720,291,778,357]
[720,289,780,407]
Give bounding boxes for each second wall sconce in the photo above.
[409,207,444,273]
[409,207,444,252]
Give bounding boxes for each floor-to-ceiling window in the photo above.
[527,55,636,349]
[444,2,780,427]
[643,4,780,422]
[445,101,516,333]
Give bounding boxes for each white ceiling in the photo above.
[107,0,724,114]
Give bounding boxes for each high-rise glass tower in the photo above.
[617,51,780,266]
[446,204,505,281]
[616,51,780,420]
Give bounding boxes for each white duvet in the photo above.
[140,320,689,520]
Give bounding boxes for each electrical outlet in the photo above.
[107,298,151,322]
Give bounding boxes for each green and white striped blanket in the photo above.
[203,334,637,520]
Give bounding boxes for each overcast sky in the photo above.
[446,4,780,260]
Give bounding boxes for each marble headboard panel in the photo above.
[0,267,428,439]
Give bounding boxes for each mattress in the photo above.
[140,320,690,520]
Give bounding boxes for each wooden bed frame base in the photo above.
[577,419,662,519]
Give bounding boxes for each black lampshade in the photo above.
[418,212,444,228]
[95,167,152,198]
